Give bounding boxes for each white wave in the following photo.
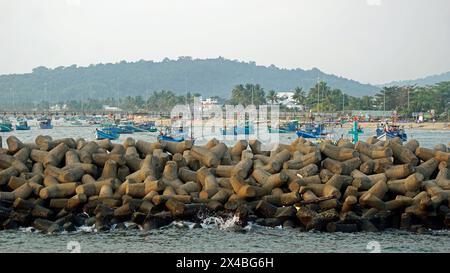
[19,227,37,233]
[76,224,96,233]
[199,215,241,230]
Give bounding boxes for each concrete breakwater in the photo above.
[0,135,449,234]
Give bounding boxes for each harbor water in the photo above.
[1,125,450,253]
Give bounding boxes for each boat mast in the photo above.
[383,89,386,121]
[185,76,193,140]
[317,75,320,116]
[316,73,320,123]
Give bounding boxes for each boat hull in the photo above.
[376,128,407,142]
[39,124,53,129]
[269,128,290,134]
[15,125,31,130]
[221,127,254,135]
[0,125,13,132]
[157,135,185,142]
[296,130,321,139]
[376,132,407,142]
[96,130,119,140]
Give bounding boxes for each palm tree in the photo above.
[292,87,306,106]
[230,84,266,106]
[266,90,278,104]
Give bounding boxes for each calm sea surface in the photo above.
[1,125,450,253]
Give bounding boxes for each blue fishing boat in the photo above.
[117,120,143,133]
[296,123,327,139]
[157,134,185,142]
[284,120,299,132]
[157,126,191,142]
[96,128,119,140]
[117,125,134,134]
[0,124,12,132]
[268,120,298,134]
[0,119,13,132]
[268,127,290,134]
[136,121,158,132]
[39,119,53,129]
[221,124,255,135]
[376,123,407,142]
[15,119,31,130]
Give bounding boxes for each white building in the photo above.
[201,97,219,111]
[50,104,68,111]
[103,105,122,112]
[277,91,303,110]
[202,98,218,105]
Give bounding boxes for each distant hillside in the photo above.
[381,71,450,87]
[0,57,380,105]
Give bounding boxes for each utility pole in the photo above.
[317,75,320,116]
[407,89,410,110]
[407,87,410,120]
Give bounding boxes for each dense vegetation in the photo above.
[0,57,379,108]
[4,81,448,121]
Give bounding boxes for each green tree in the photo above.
[229,84,266,106]
[292,87,306,106]
[266,90,278,104]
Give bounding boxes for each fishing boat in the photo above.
[268,127,290,134]
[96,128,119,140]
[157,125,192,142]
[15,119,31,130]
[117,125,134,134]
[221,123,255,135]
[296,123,327,139]
[157,134,185,142]
[376,123,407,142]
[0,118,13,132]
[39,118,53,129]
[136,121,158,132]
[268,120,298,134]
[115,120,141,133]
[100,124,133,135]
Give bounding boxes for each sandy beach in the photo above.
[143,118,450,131]
[347,122,450,130]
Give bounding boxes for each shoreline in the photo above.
[345,122,450,130]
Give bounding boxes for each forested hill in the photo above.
[381,71,450,87]
[0,57,379,104]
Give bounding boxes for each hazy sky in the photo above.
[1,0,449,84]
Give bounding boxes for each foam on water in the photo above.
[19,227,37,233]
[200,215,241,230]
[76,225,96,233]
